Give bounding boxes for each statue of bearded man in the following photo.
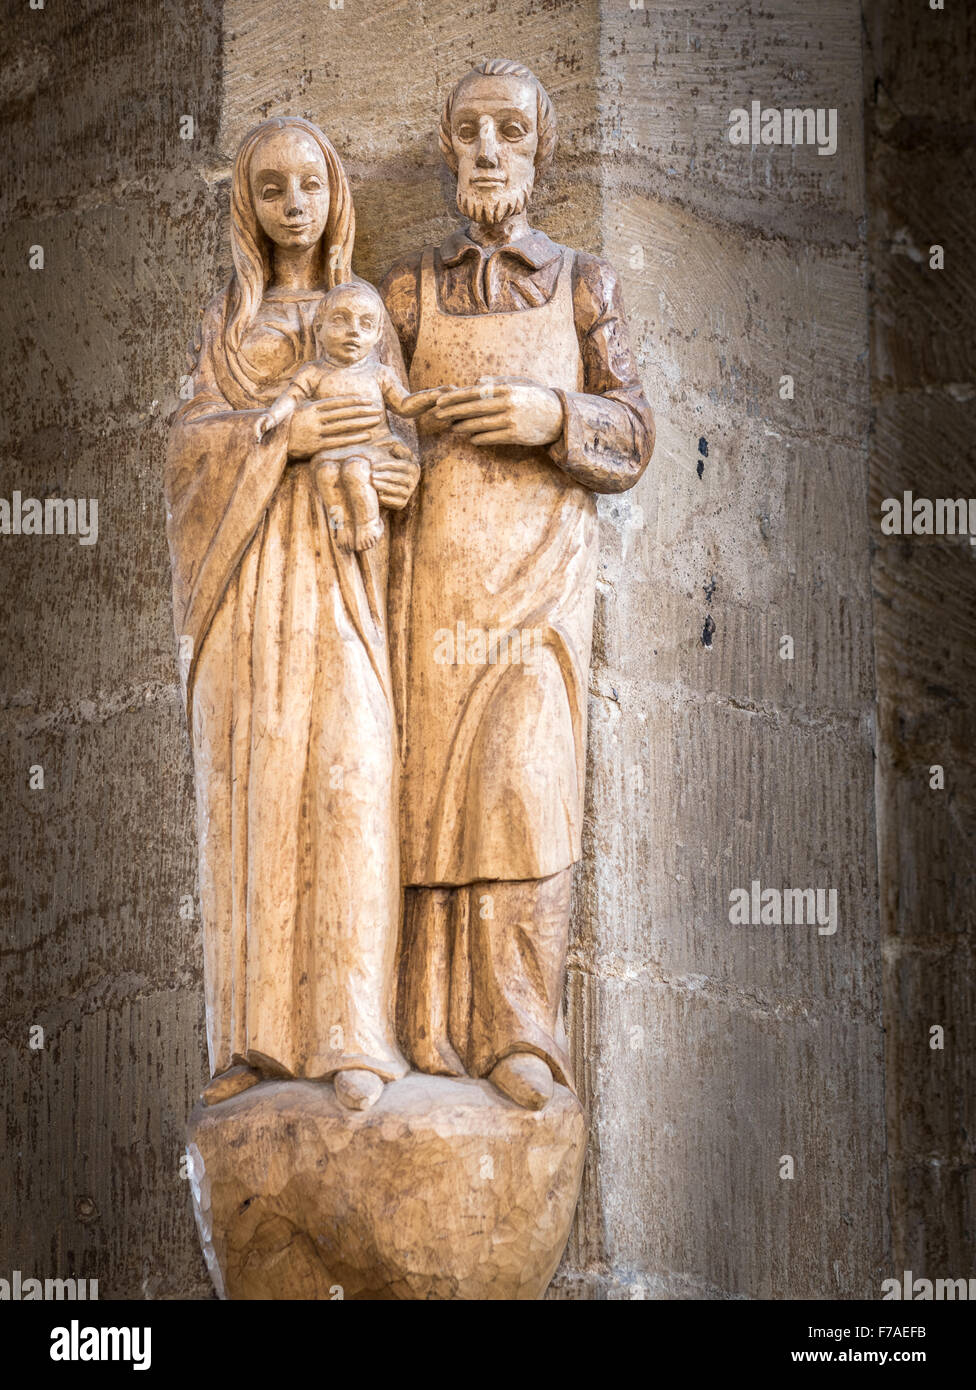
[381,59,655,1111]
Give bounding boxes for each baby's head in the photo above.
[313,282,384,365]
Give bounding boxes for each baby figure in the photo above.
[257,282,441,550]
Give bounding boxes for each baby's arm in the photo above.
[256,365,320,440]
[378,365,443,419]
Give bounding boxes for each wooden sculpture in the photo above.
[171,63,653,1300]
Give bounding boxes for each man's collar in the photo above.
[439,225,562,270]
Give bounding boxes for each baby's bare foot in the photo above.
[354,517,385,551]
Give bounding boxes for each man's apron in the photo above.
[403,246,597,886]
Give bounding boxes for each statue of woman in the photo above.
[165,117,418,1112]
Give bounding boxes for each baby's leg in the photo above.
[311,453,352,550]
[340,455,384,551]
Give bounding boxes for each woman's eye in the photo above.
[261,185,281,199]
[502,124,527,140]
[303,178,322,191]
[455,124,477,142]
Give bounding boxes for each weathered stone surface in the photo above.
[557,0,887,1299]
[187,1075,586,1300]
[866,0,976,1280]
[0,0,221,1300]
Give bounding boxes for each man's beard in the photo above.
[457,179,533,226]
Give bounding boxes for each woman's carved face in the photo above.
[249,128,331,251]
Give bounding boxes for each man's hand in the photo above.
[286,396,383,458]
[371,442,420,510]
[432,376,564,447]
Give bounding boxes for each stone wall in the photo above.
[563,0,886,1298]
[2,0,965,1300]
[865,0,976,1279]
[0,0,222,1299]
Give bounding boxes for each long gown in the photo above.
[165,282,409,1082]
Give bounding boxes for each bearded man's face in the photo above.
[449,74,539,224]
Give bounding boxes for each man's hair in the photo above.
[439,59,557,176]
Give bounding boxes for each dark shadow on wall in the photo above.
[864,0,976,1280]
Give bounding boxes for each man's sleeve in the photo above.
[548,252,655,494]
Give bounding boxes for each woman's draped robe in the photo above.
[165,282,410,1081]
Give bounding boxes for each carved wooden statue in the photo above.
[171,65,653,1300]
[383,57,654,1111]
[166,117,422,1114]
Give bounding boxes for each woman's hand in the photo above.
[286,396,383,459]
[371,442,420,511]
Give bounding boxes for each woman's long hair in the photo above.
[223,117,355,394]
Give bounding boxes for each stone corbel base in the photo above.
[186,1072,586,1300]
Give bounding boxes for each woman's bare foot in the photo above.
[488,1053,554,1110]
[334,1068,384,1111]
[202,1064,261,1106]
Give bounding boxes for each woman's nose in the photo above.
[284,180,306,218]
